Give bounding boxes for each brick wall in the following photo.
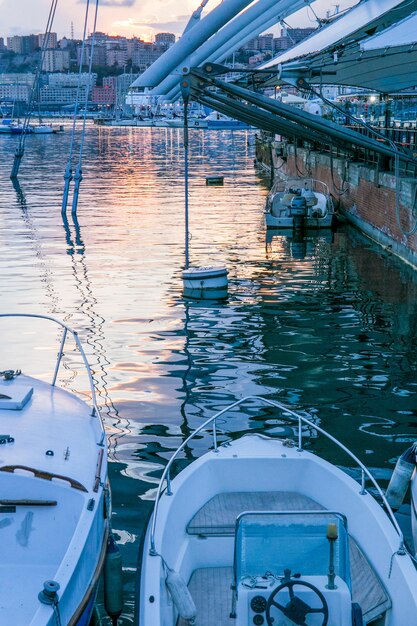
[278,144,417,268]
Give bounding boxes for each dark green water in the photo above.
[1,124,417,623]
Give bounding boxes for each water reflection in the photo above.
[2,127,417,622]
[61,211,127,459]
[265,228,334,261]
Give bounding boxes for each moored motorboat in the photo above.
[29,124,55,134]
[165,117,208,129]
[0,122,63,135]
[204,111,250,129]
[136,396,417,626]
[0,120,15,134]
[10,123,33,135]
[0,313,110,626]
[266,176,335,229]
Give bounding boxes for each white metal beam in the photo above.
[131,0,254,89]
[151,0,313,100]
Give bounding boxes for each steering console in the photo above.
[266,569,329,626]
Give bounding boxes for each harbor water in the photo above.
[1,124,417,623]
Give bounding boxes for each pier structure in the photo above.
[259,139,417,268]
[126,0,417,269]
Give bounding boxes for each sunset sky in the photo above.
[1,0,357,41]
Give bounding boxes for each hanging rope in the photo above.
[293,138,311,178]
[329,149,350,197]
[62,0,99,215]
[10,0,59,179]
[61,0,91,214]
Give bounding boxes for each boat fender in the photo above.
[165,568,197,624]
[386,443,417,510]
[103,534,123,622]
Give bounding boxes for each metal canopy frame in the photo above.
[259,0,417,94]
[185,67,417,166]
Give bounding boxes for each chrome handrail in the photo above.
[270,177,332,205]
[149,395,405,556]
[0,313,101,421]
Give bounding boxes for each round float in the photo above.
[182,265,228,300]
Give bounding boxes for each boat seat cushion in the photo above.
[349,538,391,623]
[177,567,234,626]
[187,491,324,536]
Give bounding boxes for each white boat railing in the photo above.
[149,395,405,556]
[0,313,101,420]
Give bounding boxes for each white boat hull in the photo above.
[411,474,417,554]
[0,315,109,626]
[265,212,334,229]
[137,431,417,626]
[30,125,55,134]
[0,374,109,625]
[105,118,208,129]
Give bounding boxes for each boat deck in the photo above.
[178,568,234,626]
[0,375,102,488]
[0,374,105,623]
[0,563,54,623]
[178,491,391,626]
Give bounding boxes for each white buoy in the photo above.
[386,443,417,510]
[165,568,197,623]
[182,265,228,299]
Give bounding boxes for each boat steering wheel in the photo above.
[266,574,329,626]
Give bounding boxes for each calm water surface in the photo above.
[1,124,417,622]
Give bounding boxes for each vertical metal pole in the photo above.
[166,470,172,496]
[52,327,67,386]
[71,163,83,216]
[183,95,190,270]
[213,418,218,453]
[360,468,366,495]
[61,163,73,215]
[72,330,99,417]
[10,146,25,180]
[297,417,302,451]
[384,95,391,131]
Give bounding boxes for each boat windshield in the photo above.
[235,511,351,589]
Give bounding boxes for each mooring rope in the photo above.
[71,0,100,215]
[10,0,59,179]
[62,0,99,215]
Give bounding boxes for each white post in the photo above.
[184,105,190,270]
[182,78,190,270]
